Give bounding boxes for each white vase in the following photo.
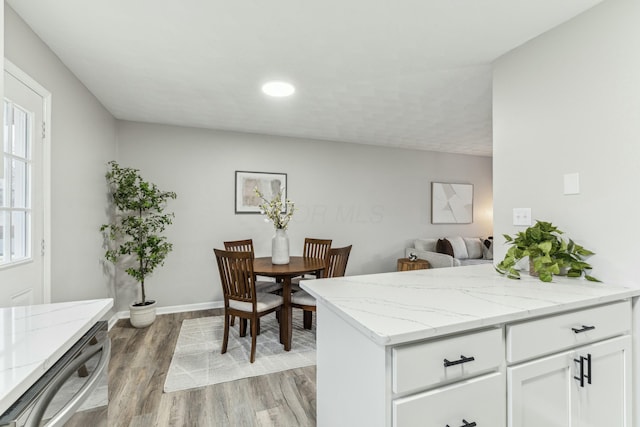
[272,228,290,265]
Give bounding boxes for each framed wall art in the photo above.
[235,171,287,214]
[431,182,473,224]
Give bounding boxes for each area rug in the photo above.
[163,311,316,392]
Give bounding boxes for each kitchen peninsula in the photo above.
[0,299,113,416]
[301,264,640,427]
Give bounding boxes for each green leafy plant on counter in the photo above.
[496,220,599,283]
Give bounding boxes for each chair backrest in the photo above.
[326,245,352,278]
[214,249,256,308]
[224,239,255,255]
[302,238,332,277]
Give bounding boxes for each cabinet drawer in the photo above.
[507,300,631,364]
[392,328,502,394]
[393,372,505,427]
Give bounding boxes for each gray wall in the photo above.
[4,6,117,303]
[493,0,640,422]
[2,3,492,315]
[115,121,493,312]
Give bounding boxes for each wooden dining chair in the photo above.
[223,239,283,329]
[223,239,282,293]
[291,245,352,329]
[291,238,332,291]
[214,249,284,363]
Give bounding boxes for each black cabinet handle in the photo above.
[574,356,585,387]
[585,353,592,385]
[443,355,475,367]
[572,325,596,333]
[574,353,592,387]
[445,420,477,427]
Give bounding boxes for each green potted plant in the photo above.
[100,161,177,327]
[496,220,599,283]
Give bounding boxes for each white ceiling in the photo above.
[8,0,604,157]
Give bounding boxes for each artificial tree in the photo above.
[100,161,177,323]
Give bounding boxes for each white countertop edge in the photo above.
[0,299,114,415]
[304,281,640,347]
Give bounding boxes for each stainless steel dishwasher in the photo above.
[0,321,110,427]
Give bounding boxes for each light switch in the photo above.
[564,173,580,195]
[513,208,532,226]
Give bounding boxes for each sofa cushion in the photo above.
[464,237,484,259]
[446,236,469,259]
[414,238,438,252]
[482,237,494,260]
[436,238,454,257]
[460,258,492,266]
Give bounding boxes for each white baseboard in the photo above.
[109,300,224,329]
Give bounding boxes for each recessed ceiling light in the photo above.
[262,81,295,97]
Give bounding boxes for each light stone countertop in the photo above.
[0,298,113,415]
[300,264,640,346]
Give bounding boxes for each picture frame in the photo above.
[431,182,473,224]
[235,171,287,214]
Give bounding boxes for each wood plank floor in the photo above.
[66,310,317,427]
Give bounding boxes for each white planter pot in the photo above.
[271,228,290,265]
[129,300,157,328]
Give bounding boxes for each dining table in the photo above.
[253,256,327,351]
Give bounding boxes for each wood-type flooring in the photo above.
[65,309,317,427]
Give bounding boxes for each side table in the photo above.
[397,257,430,271]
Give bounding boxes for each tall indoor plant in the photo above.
[496,220,599,283]
[100,161,177,327]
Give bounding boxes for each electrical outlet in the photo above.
[513,208,532,226]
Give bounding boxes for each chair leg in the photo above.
[250,316,258,363]
[230,315,235,327]
[240,318,247,337]
[303,310,313,330]
[257,318,261,335]
[221,314,230,354]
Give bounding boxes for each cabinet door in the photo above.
[508,335,632,427]
[508,350,573,427]
[571,335,631,427]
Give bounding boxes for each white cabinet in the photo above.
[392,328,505,427]
[315,297,634,427]
[394,372,505,427]
[508,324,632,427]
[392,328,503,394]
[506,300,630,363]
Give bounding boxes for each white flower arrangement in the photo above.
[254,187,295,230]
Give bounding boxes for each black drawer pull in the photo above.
[443,355,475,367]
[446,420,477,427]
[572,325,596,333]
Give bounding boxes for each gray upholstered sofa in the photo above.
[404,236,493,269]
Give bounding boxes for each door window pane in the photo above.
[10,106,28,159]
[0,211,5,260]
[1,100,32,266]
[11,160,28,208]
[0,161,5,208]
[11,211,29,260]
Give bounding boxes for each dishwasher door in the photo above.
[0,321,110,427]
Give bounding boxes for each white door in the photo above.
[508,350,573,427]
[0,65,49,306]
[571,336,631,427]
